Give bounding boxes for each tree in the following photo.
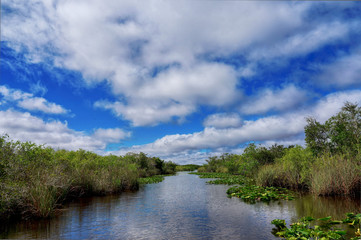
[305,102,361,156]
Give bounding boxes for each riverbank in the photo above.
[0,135,176,221]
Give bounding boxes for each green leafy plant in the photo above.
[227,185,294,203]
[271,213,361,240]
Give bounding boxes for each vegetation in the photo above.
[0,136,176,220]
[138,175,167,184]
[194,102,361,197]
[190,172,250,185]
[227,185,295,203]
[271,213,361,240]
[175,164,200,172]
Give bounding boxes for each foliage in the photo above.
[271,213,361,240]
[206,175,249,185]
[190,172,233,178]
[311,154,361,196]
[138,175,166,184]
[175,164,200,171]
[0,135,173,220]
[190,172,250,185]
[227,185,295,203]
[276,146,314,190]
[305,102,361,157]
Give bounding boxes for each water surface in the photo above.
[2,172,360,239]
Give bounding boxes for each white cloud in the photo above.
[95,100,195,127]
[93,128,131,143]
[316,50,361,89]
[30,81,48,96]
[0,85,69,114]
[241,85,308,115]
[249,21,352,60]
[112,90,361,163]
[95,62,240,126]
[0,109,129,152]
[203,113,242,129]
[2,0,322,126]
[18,97,67,114]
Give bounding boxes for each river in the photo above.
[2,172,360,239]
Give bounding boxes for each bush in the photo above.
[276,146,314,190]
[256,164,285,187]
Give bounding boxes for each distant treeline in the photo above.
[0,138,177,220]
[175,164,200,171]
[197,102,361,197]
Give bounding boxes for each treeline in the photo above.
[0,137,176,220]
[175,164,200,171]
[198,102,361,197]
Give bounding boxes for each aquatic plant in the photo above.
[190,172,234,178]
[271,213,361,240]
[227,185,295,203]
[138,175,166,184]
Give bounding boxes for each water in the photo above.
[2,172,360,239]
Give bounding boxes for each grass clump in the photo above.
[310,154,361,197]
[227,185,295,203]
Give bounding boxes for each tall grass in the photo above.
[310,154,361,196]
[0,135,173,220]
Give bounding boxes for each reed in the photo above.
[311,154,361,196]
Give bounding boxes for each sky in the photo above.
[1,1,361,165]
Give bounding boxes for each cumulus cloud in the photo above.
[0,85,69,114]
[2,0,342,126]
[93,128,131,143]
[241,85,308,115]
[112,90,361,163]
[95,100,195,126]
[203,113,242,129]
[95,62,240,126]
[0,109,129,152]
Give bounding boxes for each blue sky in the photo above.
[1,1,361,164]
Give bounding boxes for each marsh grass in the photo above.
[311,154,361,196]
[0,135,172,220]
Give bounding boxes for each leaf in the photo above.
[318,216,332,221]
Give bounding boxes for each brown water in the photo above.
[1,172,360,239]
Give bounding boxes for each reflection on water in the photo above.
[2,172,360,239]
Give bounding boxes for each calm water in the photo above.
[2,172,360,239]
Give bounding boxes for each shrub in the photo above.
[256,164,286,187]
[276,146,314,190]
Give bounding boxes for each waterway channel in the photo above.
[2,172,360,239]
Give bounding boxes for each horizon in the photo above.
[1,1,361,164]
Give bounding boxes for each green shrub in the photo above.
[276,146,314,190]
[256,164,286,187]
